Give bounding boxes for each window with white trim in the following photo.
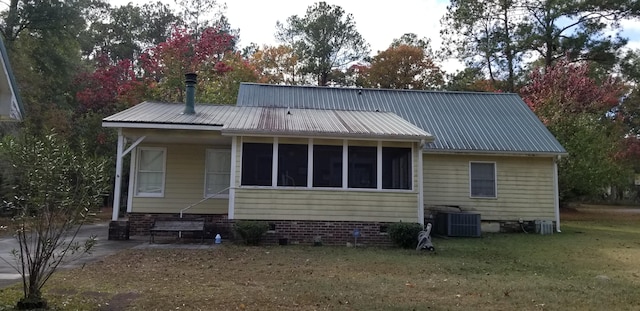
[470,162,496,198]
[348,146,377,189]
[241,143,273,186]
[135,148,166,196]
[205,149,231,197]
[313,145,343,187]
[382,147,411,190]
[278,144,308,187]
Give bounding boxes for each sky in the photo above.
[110,0,640,73]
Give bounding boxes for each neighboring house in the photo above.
[103,78,566,244]
[0,37,23,122]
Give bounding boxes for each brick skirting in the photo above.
[127,213,393,246]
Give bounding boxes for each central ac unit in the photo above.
[435,212,481,237]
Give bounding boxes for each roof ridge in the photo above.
[239,82,518,96]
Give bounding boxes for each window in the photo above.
[313,145,343,187]
[348,146,377,188]
[382,147,411,189]
[205,149,231,196]
[135,148,166,196]
[241,143,273,186]
[470,162,496,198]
[278,144,308,186]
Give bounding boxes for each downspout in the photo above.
[184,73,197,115]
[418,140,425,226]
[553,155,561,232]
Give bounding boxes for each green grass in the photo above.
[1,209,639,310]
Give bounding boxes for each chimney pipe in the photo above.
[184,73,197,115]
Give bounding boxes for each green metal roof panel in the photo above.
[103,101,432,141]
[237,83,566,155]
[0,36,24,121]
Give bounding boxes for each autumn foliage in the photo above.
[520,59,624,124]
[75,55,141,113]
[357,44,444,89]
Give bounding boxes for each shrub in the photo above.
[234,221,269,246]
[388,222,423,249]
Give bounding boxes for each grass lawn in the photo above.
[1,207,639,310]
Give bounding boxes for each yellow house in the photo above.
[103,79,566,244]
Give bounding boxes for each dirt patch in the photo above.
[99,292,140,311]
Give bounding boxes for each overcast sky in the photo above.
[110,0,640,73]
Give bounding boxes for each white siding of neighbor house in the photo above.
[130,143,228,214]
[423,154,555,221]
[232,136,421,223]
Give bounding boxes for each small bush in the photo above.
[234,221,269,246]
[388,222,423,249]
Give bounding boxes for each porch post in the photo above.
[112,129,124,221]
[228,136,238,219]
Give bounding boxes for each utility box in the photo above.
[435,212,481,237]
[535,220,554,235]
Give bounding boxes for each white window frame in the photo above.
[469,161,497,198]
[239,138,415,193]
[134,147,166,197]
[204,148,231,198]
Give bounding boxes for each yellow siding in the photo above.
[234,189,418,222]
[131,143,228,214]
[423,154,555,221]
[123,128,224,140]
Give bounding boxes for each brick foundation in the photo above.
[127,213,393,246]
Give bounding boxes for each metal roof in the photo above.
[0,36,24,121]
[236,83,567,155]
[103,101,432,141]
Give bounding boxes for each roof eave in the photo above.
[422,149,568,157]
[222,129,434,142]
[102,121,223,131]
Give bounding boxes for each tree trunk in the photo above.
[2,0,20,43]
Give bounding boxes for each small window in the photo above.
[241,143,273,186]
[135,148,166,196]
[313,145,343,187]
[348,146,377,188]
[278,144,308,187]
[470,162,496,198]
[205,149,231,197]
[382,147,411,190]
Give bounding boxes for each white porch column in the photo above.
[228,136,238,219]
[112,129,124,221]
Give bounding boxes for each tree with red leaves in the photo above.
[75,55,142,113]
[139,25,235,103]
[521,58,631,201]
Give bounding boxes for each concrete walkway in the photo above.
[0,222,145,289]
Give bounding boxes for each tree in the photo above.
[0,130,108,309]
[139,25,235,102]
[84,2,178,62]
[520,59,629,201]
[249,45,300,84]
[275,2,370,86]
[441,0,522,91]
[519,0,629,70]
[357,34,444,90]
[200,52,259,104]
[441,0,635,91]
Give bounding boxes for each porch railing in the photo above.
[179,187,231,218]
